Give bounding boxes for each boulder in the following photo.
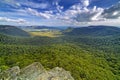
[0,66,20,80]
[0,62,74,80]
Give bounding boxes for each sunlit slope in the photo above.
[29,30,62,37]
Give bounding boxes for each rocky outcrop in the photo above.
[0,62,74,80]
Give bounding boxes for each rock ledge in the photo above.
[0,62,74,80]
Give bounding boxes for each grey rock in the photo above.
[48,67,74,80]
[0,66,20,80]
[0,62,74,80]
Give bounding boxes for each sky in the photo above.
[0,0,120,26]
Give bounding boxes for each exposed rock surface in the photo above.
[0,62,74,80]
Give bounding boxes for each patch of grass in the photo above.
[29,30,62,37]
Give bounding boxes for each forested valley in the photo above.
[0,25,120,80]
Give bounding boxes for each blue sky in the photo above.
[0,0,120,26]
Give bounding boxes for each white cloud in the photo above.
[1,0,49,9]
[0,0,21,8]
[0,17,28,24]
[70,4,82,10]
[81,0,90,7]
[1,0,119,26]
[22,2,48,9]
[55,2,64,13]
[102,2,120,19]
[26,8,53,19]
[92,6,97,12]
[59,3,104,23]
[88,19,120,26]
[91,8,104,21]
[112,11,119,16]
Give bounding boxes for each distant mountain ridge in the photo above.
[1,25,120,37]
[64,26,120,36]
[0,25,30,37]
[18,26,67,31]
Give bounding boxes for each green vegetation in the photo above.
[30,30,62,37]
[64,26,120,36]
[1,44,120,80]
[0,25,30,37]
[0,25,120,80]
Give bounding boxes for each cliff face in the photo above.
[0,62,74,80]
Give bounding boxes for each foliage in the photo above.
[1,25,120,80]
[0,25,30,37]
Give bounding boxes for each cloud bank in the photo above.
[0,17,28,24]
[0,0,120,26]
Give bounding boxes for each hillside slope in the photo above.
[0,44,119,80]
[64,26,120,36]
[0,25,120,80]
[0,25,30,37]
